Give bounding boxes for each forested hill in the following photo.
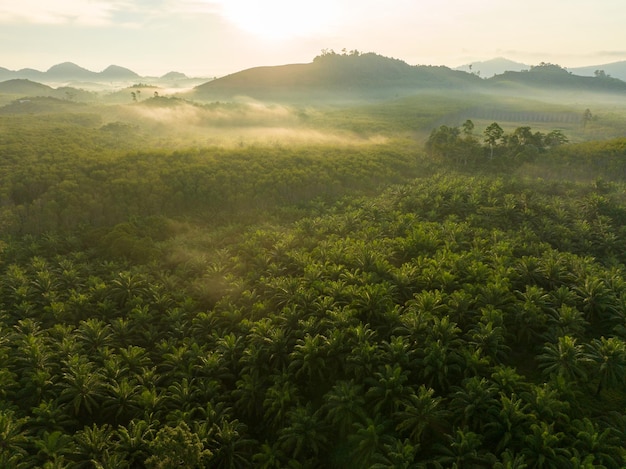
[0,79,53,95]
[192,51,482,101]
[193,53,626,102]
[487,63,626,92]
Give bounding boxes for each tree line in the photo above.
[426,120,569,164]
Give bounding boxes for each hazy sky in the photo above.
[0,0,624,77]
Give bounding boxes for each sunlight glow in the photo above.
[217,0,340,40]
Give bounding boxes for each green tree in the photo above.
[394,385,448,446]
[209,418,256,469]
[145,422,212,469]
[348,418,393,468]
[484,122,504,159]
[0,410,30,468]
[277,404,327,461]
[320,380,366,440]
[585,336,626,395]
[537,335,590,383]
[58,355,106,420]
[521,422,571,468]
[365,363,414,415]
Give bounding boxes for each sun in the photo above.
[218,0,340,40]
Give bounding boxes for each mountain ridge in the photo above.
[0,63,198,83]
[192,52,626,102]
[193,52,483,101]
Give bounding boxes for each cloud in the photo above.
[0,0,115,25]
[0,0,215,26]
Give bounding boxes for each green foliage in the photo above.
[0,94,626,468]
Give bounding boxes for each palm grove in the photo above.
[0,97,625,468]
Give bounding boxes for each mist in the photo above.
[105,97,389,148]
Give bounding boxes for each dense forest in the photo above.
[0,87,625,468]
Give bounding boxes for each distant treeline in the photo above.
[443,107,583,125]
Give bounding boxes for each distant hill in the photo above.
[0,63,142,83]
[161,71,188,80]
[193,53,626,103]
[46,62,95,81]
[455,57,529,78]
[193,52,482,101]
[0,79,53,95]
[0,78,97,103]
[569,60,626,82]
[100,65,139,80]
[487,63,626,92]
[0,96,89,115]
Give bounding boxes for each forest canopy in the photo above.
[0,89,625,468]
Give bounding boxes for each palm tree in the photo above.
[545,304,588,341]
[348,418,393,468]
[320,380,366,440]
[115,420,155,468]
[537,335,590,383]
[210,418,256,469]
[235,360,267,417]
[345,323,381,381]
[513,285,551,345]
[419,338,462,393]
[521,382,571,428]
[13,332,57,406]
[487,393,534,455]
[521,422,571,468]
[0,410,31,468]
[432,427,496,468]
[118,345,152,375]
[101,377,142,424]
[575,276,614,326]
[370,438,419,469]
[365,363,414,415]
[288,333,328,385]
[263,371,301,432]
[571,417,625,468]
[491,365,527,395]
[380,335,414,371]
[277,404,327,461]
[163,377,201,416]
[71,423,115,468]
[75,318,114,355]
[107,271,148,309]
[34,430,74,468]
[493,450,528,469]
[251,441,285,469]
[450,376,499,432]
[394,385,448,446]
[58,355,106,420]
[585,336,626,395]
[469,320,510,364]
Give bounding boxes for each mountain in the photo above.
[487,63,626,92]
[0,79,53,95]
[193,52,482,101]
[161,71,188,80]
[455,57,529,78]
[15,68,45,81]
[0,63,142,83]
[100,65,139,80]
[46,62,95,81]
[569,60,626,82]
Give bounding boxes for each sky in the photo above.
[0,0,624,77]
